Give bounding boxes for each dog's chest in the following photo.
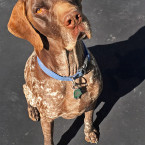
[23,52,102,119]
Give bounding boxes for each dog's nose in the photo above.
[63,11,82,29]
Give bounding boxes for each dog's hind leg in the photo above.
[27,104,40,121]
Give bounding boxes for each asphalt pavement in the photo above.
[0,0,145,145]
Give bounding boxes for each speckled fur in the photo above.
[23,49,102,120]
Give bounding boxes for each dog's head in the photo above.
[8,0,91,53]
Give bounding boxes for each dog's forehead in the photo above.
[29,0,53,6]
[27,0,74,6]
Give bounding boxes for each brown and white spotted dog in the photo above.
[8,0,102,144]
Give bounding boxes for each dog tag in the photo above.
[74,88,82,99]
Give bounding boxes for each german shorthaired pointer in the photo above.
[8,0,102,144]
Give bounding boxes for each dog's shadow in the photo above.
[57,26,145,145]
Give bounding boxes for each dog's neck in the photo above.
[38,39,85,77]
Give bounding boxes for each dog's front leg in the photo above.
[41,117,54,145]
[84,110,99,144]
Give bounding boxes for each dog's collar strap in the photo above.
[37,41,90,81]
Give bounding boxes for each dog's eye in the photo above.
[36,8,43,14]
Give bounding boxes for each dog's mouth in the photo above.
[70,22,91,42]
[76,21,91,40]
[78,32,87,40]
[62,21,91,50]
[78,30,91,40]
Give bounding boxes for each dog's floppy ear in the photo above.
[7,0,43,52]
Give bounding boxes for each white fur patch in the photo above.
[23,84,37,107]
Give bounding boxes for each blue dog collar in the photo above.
[37,41,90,81]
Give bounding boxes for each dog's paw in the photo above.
[28,105,40,121]
[85,128,99,144]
